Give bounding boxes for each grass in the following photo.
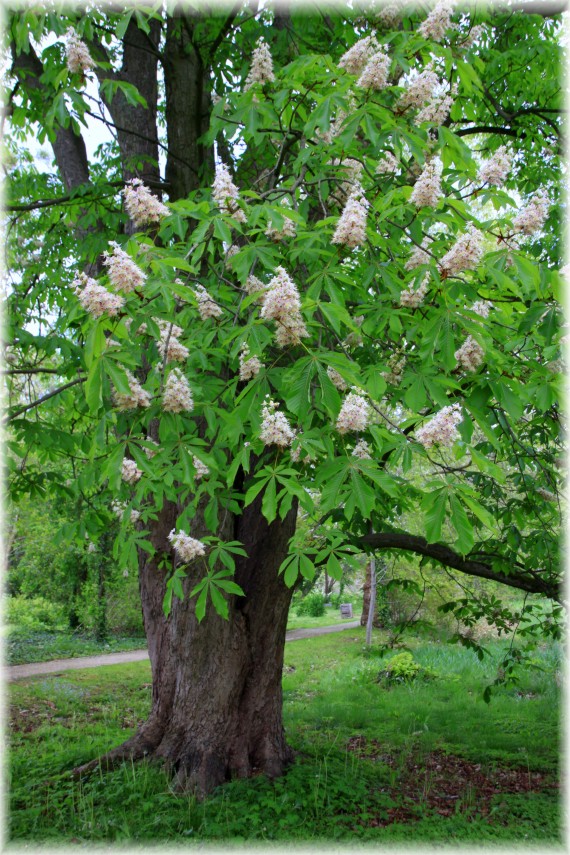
[6,630,146,666]
[8,626,563,845]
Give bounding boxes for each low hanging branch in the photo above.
[358,531,561,603]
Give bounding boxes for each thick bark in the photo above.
[76,491,298,796]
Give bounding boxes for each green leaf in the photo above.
[195,587,208,622]
[449,495,475,555]
[423,490,447,543]
[209,584,229,620]
[85,360,104,413]
[261,477,277,523]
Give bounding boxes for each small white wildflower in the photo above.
[195,284,223,320]
[163,368,194,413]
[168,529,206,563]
[212,164,247,223]
[336,391,370,434]
[455,336,485,372]
[415,403,463,448]
[102,242,146,293]
[356,50,391,90]
[512,189,549,235]
[410,157,443,208]
[440,225,484,276]
[239,342,263,381]
[332,184,369,248]
[65,29,95,75]
[338,36,380,75]
[74,273,125,318]
[244,38,275,90]
[352,439,372,459]
[260,397,295,447]
[478,146,512,187]
[121,458,143,485]
[112,370,152,410]
[122,179,169,228]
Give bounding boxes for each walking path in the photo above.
[7,621,361,681]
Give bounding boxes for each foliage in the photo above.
[6,596,67,633]
[295,591,326,617]
[7,631,145,666]
[376,650,436,684]
[8,628,561,842]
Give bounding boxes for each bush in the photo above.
[376,651,436,685]
[6,596,67,633]
[296,592,326,617]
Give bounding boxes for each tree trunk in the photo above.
[76,491,298,796]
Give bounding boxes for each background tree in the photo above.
[5,1,564,795]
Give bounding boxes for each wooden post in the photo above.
[365,555,376,647]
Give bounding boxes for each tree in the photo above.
[5,1,564,795]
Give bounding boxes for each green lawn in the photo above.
[8,626,562,845]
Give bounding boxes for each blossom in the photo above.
[74,272,125,318]
[265,198,297,240]
[478,146,512,187]
[410,157,443,208]
[112,500,141,524]
[471,300,491,319]
[193,456,210,480]
[383,354,406,385]
[338,36,380,75]
[336,391,370,433]
[398,65,439,110]
[102,242,146,293]
[260,397,295,447]
[455,336,484,372]
[418,1,455,42]
[194,284,223,320]
[66,29,95,75]
[112,370,152,410]
[415,84,456,126]
[121,458,143,485]
[261,267,308,347]
[157,321,189,363]
[440,225,484,276]
[122,179,169,228]
[376,152,399,175]
[405,241,432,270]
[536,487,556,502]
[415,403,463,448]
[274,315,309,348]
[332,184,369,248]
[244,38,275,89]
[143,439,159,458]
[357,50,391,90]
[512,189,550,235]
[212,164,247,223]
[168,529,206,563]
[377,2,403,27]
[352,439,372,459]
[327,366,349,391]
[163,368,194,413]
[400,274,430,308]
[330,157,363,205]
[245,275,267,298]
[239,342,263,381]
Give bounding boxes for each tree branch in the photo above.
[455,125,520,138]
[358,531,561,602]
[6,378,86,422]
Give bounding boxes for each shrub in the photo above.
[6,596,67,633]
[296,592,326,617]
[376,651,436,685]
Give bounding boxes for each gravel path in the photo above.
[7,621,361,681]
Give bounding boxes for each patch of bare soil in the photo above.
[346,735,559,826]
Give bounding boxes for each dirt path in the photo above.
[7,621,361,681]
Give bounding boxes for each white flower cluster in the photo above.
[410,157,443,208]
[111,500,141,524]
[357,50,391,90]
[195,284,223,320]
[102,242,146,293]
[244,38,275,90]
[399,65,440,110]
[415,403,463,448]
[112,370,151,410]
[418,1,455,42]
[261,267,308,347]
[460,25,485,51]
[332,184,369,248]
[163,368,194,413]
[259,397,295,447]
[121,458,143,485]
[338,36,380,75]
[377,2,403,27]
[400,274,430,308]
[478,146,512,187]
[352,439,372,459]
[66,29,95,75]
[265,198,297,241]
[193,456,210,480]
[143,439,159,458]
[336,391,370,433]
[455,336,484,372]
[512,189,549,235]
[376,152,399,175]
[327,366,349,391]
[168,529,206,563]
[440,225,484,276]
[122,179,169,228]
[245,275,267,299]
[212,164,247,223]
[74,273,125,318]
[157,320,189,363]
[471,300,491,319]
[536,487,556,502]
[415,83,456,126]
[383,353,407,385]
[239,342,263,381]
[405,240,432,270]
